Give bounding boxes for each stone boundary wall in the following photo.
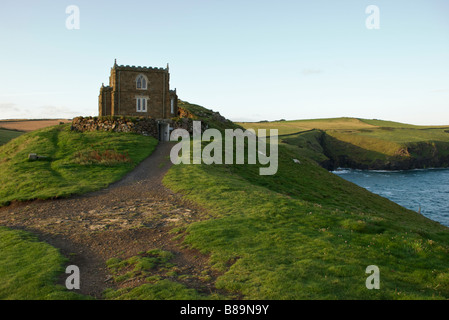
[70,116,207,139]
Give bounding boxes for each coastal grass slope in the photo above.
[163,141,449,299]
[160,103,449,299]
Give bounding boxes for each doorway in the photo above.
[158,123,169,141]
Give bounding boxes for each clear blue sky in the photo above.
[0,0,448,124]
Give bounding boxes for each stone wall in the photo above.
[71,116,207,140]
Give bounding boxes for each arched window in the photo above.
[136,74,148,90]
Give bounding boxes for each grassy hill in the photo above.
[161,104,449,299]
[238,118,449,170]
[0,123,158,299]
[0,124,157,206]
[164,146,449,299]
[1,102,449,300]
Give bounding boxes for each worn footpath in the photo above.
[0,142,218,298]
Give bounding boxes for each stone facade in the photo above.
[99,60,178,119]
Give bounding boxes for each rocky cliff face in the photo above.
[281,129,449,171]
[318,132,449,171]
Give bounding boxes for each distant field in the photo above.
[0,119,72,132]
[238,117,449,136]
[238,118,378,135]
[0,119,73,146]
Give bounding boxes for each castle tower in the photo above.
[99,61,178,119]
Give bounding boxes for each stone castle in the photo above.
[71,60,219,141]
[99,60,178,119]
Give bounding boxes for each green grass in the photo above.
[0,124,158,206]
[104,279,207,300]
[0,226,87,300]
[162,141,449,299]
[106,249,175,283]
[104,249,224,300]
[280,130,329,164]
[0,128,24,146]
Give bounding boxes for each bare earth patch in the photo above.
[0,142,224,299]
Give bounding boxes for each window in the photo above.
[170,98,174,114]
[136,74,148,90]
[136,97,148,112]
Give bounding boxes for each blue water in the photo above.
[333,168,449,227]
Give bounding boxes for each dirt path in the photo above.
[0,142,218,299]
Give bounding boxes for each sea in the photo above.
[332,168,449,228]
